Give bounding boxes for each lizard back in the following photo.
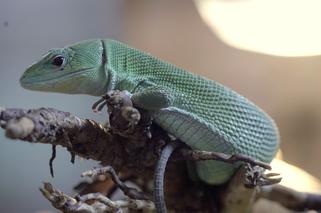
[106,40,279,184]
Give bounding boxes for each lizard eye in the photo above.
[52,55,65,67]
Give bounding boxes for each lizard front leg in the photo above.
[94,88,176,213]
[131,87,174,110]
[93,86,174,111]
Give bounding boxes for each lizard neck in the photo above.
[85,40,116,96]
[76,65,109,97]
[103,39,147,93]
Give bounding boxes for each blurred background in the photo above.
[1,0,321,212]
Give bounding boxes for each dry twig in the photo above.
[40,182,155,213]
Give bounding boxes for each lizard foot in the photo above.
[92,90,133,113]
[244,163,282,188]
[92,90,143,136]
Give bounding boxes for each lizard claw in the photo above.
[92,90,130,113]
[92,96,108,112]
[244,164,282,188]
[260,172,282,185]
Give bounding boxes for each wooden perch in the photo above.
[1,91,321,212]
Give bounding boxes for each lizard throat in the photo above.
[21,67,95,86]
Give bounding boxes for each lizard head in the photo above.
[20,39,108,96]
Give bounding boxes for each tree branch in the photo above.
[258,184,321,211]
[1,91,321,212]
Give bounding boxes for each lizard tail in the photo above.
[154,141,179,213]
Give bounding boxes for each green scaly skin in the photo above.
[20,38,279,183]
[20,39,279,210]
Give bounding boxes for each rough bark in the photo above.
[1,91,321,212]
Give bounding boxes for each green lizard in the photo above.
[20,39,279,212]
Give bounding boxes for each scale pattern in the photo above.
[106,40,279,184]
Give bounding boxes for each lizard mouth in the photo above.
[20,67,95,87]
